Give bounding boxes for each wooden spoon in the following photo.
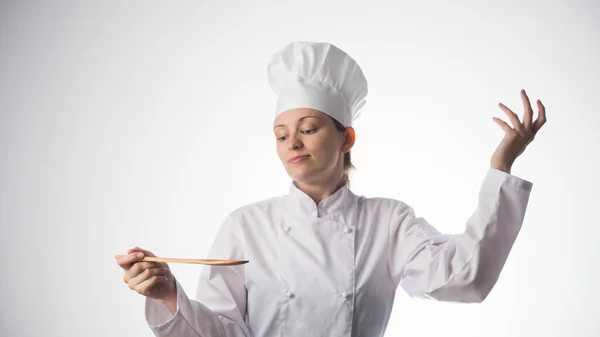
[114,255,248,266]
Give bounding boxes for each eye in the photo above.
[301,128,317,134]
[277,135,288,141]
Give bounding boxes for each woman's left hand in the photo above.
[490,89,547,173]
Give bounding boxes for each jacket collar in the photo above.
[286,180,351,219]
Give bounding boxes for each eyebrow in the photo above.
[273,116,320,130]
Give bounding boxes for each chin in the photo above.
[290,168,337,186]
[286,166,321,184]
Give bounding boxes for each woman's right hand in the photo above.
[116,247,177,303]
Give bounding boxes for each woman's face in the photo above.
[273,108,353,184]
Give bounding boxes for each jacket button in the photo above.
[338,292,348,299]
[343,226,352,234]
[286,291,294,298]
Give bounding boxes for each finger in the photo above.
[127,246,157,258]
[116,252,145,270]
[128,267,169,289]
[492,117,513,133]
[134,274,169,296]
[498,103,523,131]
[124,262,165,284]
[126,261,164,279]
[521,89,533,130]
[532,99,547,133]
[127,247,169,269]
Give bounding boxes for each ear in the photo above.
[341,127,356,153]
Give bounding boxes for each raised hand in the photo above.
[490,89,547,173]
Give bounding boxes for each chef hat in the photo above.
[266,41,368,127]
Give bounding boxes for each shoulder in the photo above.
[212,196,285,240]
[351,192,418,228]
[225,194,286,223]
[353,194,419,235]
[354,192,411,213]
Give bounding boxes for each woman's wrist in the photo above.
[161,277,178,314]
[161,291,178,314]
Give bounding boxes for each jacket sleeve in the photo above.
[388,168,533,303]
[144,213,253,337]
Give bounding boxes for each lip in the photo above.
[288,155,310,164]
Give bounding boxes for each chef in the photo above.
[116,41,547,337]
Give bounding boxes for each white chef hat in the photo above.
[266,41,368,127]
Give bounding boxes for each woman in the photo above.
[116,41,547,337]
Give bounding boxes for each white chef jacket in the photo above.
[145,168,532,337]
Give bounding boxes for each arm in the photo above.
[389,89,546,302]
[144,214,253,337]
[388,168,533,303]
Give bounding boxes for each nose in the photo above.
[287,134,303,151]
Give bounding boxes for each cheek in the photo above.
[323,145,341,162]
[275,142,286,160]
[308,136,338,159]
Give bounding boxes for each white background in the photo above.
[1,1,598,336]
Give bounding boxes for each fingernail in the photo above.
[137,253,144,258]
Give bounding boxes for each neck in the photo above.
[295,173,347,204]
